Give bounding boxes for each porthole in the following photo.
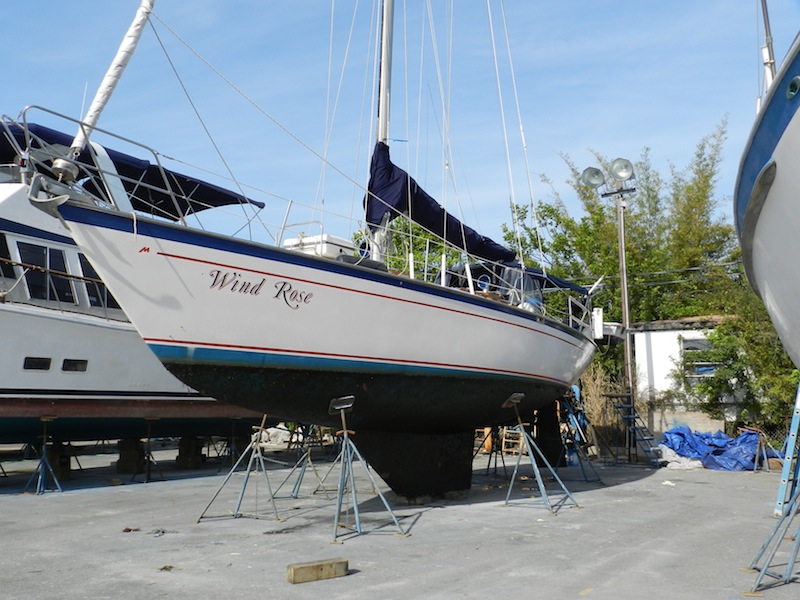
[62,359,88,372]
[787,76,800,99]
[23,357,51,371]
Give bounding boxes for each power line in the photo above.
[571,260,742,288]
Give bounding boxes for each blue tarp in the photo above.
[661,425,781,471]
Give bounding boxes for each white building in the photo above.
[631,316,726,439]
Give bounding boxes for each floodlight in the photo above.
[501,392,525,408]
[328,395,356,414]
[610,158,634,182]
[580,167,605,189]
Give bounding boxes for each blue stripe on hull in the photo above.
[148,342,555,382]
[0,217,75,246]
[735,34,800,234]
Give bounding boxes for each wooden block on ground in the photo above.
[286,558,349,584]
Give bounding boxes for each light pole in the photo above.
[580,158,637,422]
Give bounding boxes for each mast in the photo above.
[53,0,156,181]
[760,0,776,103]
[368,0,395,264]
[376,0,394,144]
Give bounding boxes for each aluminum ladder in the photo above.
[749,382,800,592]
[559,397,601,483]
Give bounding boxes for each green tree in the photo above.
[502,121,796,427]
[365,215,462,279]
[681,268,798,427]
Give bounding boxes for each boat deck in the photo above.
[0,446,795,599]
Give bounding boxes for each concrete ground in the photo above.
[0,443,797,600]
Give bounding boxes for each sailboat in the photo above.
[20,0,598,497]
[735,2,800,367]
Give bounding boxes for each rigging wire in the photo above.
[422,0,475,253]
[149,12,373,214]
[316,0,338,221]
[355,0,381,228]
[149,4,540,281]
[148,15,267,238]
[315,0,363,225]
[485,0,524,265]
[495,0,547,269]
[398,0,414,262]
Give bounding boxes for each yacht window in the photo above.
[78,254,120,309]
[17,242,76,303]
[62,359,88,372]
[0,234,15,278]
[23,356,51,371]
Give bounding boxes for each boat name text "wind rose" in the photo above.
[208,269,313,309]
[273,280,314,309]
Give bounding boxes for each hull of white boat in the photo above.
[735,32,800,367]
[0,303,260,437]
[57,202,596,434]
[0,301,200,396]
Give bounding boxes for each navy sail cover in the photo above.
[366,142,515,263]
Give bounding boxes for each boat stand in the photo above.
[749,383,800,592]
[328,396,407,543]
[197,415,282,522]
[271,446,334,500]
[502,394,578,514]
[131,419,164,483]
[24,417,62,494]
[216,421,244,474]
[473,426,508,478]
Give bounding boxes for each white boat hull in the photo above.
[58,202,596,434]
[736,33,800,367]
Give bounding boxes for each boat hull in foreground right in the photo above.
[735,32,800,367]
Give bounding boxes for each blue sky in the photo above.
[3,1,799,248]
